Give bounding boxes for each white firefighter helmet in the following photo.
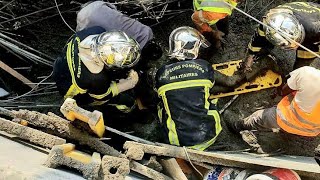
[169,26,211,60]
[92,31,140,68]
[264,10,305,50]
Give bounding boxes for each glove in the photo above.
[116,70,139,93]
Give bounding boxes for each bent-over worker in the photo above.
[53,26,140,113]
[228,66,320,137]
[76,1,162,65]
[192,0,239,48]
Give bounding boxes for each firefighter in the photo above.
[227,66,320,138]
[242,2,320,72]
[76,1,162,66]
[53,26,140,113]
[155,26,243,150]
[192,0,239,48]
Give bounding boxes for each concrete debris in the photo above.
[0,107,177,179]
[0,117,66,148]
[145,156,163,172]
[123,141,320,177]
[101,155,130,180]
[44,143,101,180]
[125,145,145,160]
[130,161,173,180]
[4,109,124,157]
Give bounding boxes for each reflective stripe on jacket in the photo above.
[276,93,320,136]
[193,0,238,15]
[53,26,123,106]
[155,59,222,150]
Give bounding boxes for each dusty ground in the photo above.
[0,0,319,159]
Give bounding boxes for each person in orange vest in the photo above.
[227,66,320,137]
[191,0,239,49]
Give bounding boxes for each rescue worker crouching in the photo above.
[227,66,320,139]
[192,0,240,49]
[155,26,222,150]
[76,1,163,110]
[76,0,163,70]
[242,2,320,72]
[53,26,140,116]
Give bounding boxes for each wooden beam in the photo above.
[0,60,36,89]
[160,158,188,180]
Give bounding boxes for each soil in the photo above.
[0,0,319,164]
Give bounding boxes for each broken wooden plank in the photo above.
[0,60,36,89]
[123,141,320,177]
[160,158,188,180]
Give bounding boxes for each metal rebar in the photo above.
[0,0,15,11]
[0,4,63,25]
[0,32,55,61]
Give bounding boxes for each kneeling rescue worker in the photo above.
[228,66,320,137]
[243,2,320,72]
[155,26,221,150]
[53,26,141,110]
[192,0,239,48]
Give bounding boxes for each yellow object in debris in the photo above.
[20,120,28,126]
[210,60,282,99]
[60,98,105,137]
[61,144,93,164]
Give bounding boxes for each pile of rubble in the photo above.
[0,99,319,180]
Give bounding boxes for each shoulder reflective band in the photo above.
[65,37,87,98]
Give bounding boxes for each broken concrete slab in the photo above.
[44,143,101,180]
[0,108,124,157]
[0,135,85,180]
[101,155,130,180]
[123,141,320,178]
[0,117,66,148]
[145,156,163,172]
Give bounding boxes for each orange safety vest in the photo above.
[276,93,320,137]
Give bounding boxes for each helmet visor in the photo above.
[97,42,140,68]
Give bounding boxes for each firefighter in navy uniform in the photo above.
[53,26,141,114]
[243,2,320,72]
[155,26,223,150]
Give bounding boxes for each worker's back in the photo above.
[276,66,320,136]
[155,59,221,150]
[76,1,153,49]
[287,66,320,113]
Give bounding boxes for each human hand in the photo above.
[127,69,139,85]
[241,54,255,73]
[212,31,226,50]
